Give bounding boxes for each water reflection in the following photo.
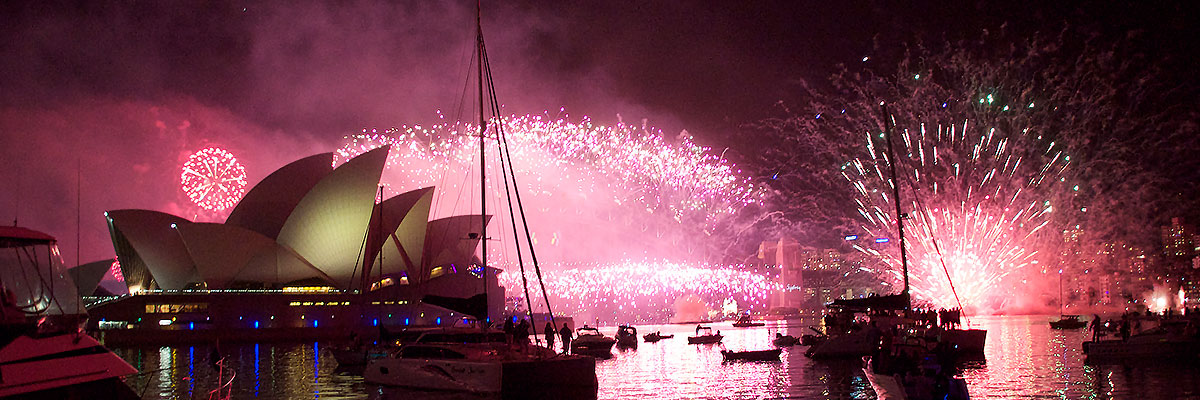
[113,316,1200,399]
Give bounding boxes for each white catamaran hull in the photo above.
[364,358,502,392]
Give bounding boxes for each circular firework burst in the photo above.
[180,147,247,211]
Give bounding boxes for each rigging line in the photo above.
[474,22,539,329]
[482,46,556,330]
[491,109,535,325]
[905,180,969,325]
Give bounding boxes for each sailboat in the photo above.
[362,4,597,394]
[853,102,974,400]
[807,102,985,359]
[1049,271,1087,329]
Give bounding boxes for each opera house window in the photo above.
[145,303,208,314]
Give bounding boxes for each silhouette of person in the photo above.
[544,321,555,350]
[559,324,572,354]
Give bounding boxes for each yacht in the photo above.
[615,325,638,347]
[364,328,595,392]
[571,326,617,356]
[0,226,138,398]
[363,4,598,394]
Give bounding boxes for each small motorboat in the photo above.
[688,326,724,344]
[643,331,674,342]
[732,314,765,327]
[721,348,782,361]
[1049,315,1088,329]
[571,326,617,357]
[615,325,639,347]
[773,333,798,347]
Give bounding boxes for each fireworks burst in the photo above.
[847,119,1070,310]
[109,258,124,282]
[180,147,247,211]
[499,260,780,324]
[336,112,761,262]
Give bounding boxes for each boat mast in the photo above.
[879,102,910,302]
[476,1,489,328]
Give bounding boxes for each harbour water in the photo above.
[114,315,1200,399]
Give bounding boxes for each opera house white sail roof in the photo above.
[105,146,491,293]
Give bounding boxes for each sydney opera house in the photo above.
[87,147,505,344]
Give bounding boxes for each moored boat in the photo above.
[1083,319,1200,363]
[773,333,798,347]
[688,326,723,344]
[721,348,781,361]
[615,325,638,347]
[0,226,139,399]
[1049,315,1088,330]
[643,331,673,342]
[731,314,765,327]
[363,329,596,392]
[571,326,617,356]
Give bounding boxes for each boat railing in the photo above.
[208,358,235,400]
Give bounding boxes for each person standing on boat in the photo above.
[503,317,515,344]
[544,321,555,351]
[559,324,572,354]
[515,319,531,350]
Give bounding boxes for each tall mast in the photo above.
[476,2,489,327]
[879,102,910,300]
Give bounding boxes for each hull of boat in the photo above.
[862,368,908,400]
[941,329,987,354]
[732,322,765,327]
[0,333,138,398]
[688,335,723,344]
[1083,339,1200,361]
[363,355,597,393]
[571,337,616,358]
[1049,320,1088,329]
[806,332,873,358]
[330,347,390,366]
[722,349,781,361]
[364,358,502,392]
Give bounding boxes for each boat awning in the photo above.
[828,293,909,311]
[0,226,56,247]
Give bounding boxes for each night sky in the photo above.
[1,1,1196,268]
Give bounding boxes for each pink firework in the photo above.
[180,147,247,211]
[109,258,124,282]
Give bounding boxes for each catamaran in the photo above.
[362,3,597,394]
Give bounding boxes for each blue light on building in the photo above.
[372,318,379,326]
[875,238,890,243]
[254,320,260,329]
[845,235,858,241]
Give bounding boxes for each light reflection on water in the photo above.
[114,315,1200,399]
